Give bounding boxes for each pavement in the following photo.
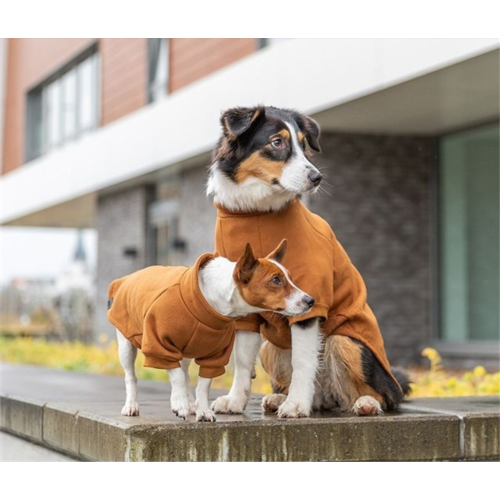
[0,363,499,461]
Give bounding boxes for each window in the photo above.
[258,38,291,48]
[148,38,169,103]
[26,48,99,162]
[439,123,499,342]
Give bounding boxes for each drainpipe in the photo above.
[0,38,7,173]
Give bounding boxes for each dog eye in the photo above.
[271,138,285,149]
[270,276,283,285]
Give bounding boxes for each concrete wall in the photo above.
[94,185,154,338]
[309,132,434,366]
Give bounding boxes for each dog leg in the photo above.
[195,377,216,422]
[211,330,261,414]
[277,319,322,418]
[168,367,195,419]
[324,336,385,416]
[260,341,291,412]
[181,358,196,415]
[116,329,140,416]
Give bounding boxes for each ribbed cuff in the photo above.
[288,303,329,325]
[143,354,181,371]
[198,366,225,379]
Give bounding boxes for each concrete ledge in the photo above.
[1,364,498,462]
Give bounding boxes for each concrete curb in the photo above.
[1,364,499,461]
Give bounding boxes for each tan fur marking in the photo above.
[235,151,285,184]
[236,258,294,312]
[277,129,290,140]
[297,131,305,144]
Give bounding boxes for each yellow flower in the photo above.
[421,347,439,361]
[473,366,486,378]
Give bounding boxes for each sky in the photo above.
[0,227,97,286]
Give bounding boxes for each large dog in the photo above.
[207,105,410,418]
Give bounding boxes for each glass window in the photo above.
[25,47,99,162]
[148,38,169,103]
[439,123,499,342]
[45,79,61,149]
[78,55,97,132]
[61,68,77,140]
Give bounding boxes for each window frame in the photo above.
[147,38,169,104]
[25,43,100,162]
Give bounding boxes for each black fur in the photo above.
[294,317,319,329]
[357,340,407,410]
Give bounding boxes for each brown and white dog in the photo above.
[207,105,410,418]
[113,239,314,422]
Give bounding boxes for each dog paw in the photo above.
[121,402,140,416]
[171,395,195,420]
[196,409,217,422]
[277,399,311,418]
[261,394,287,413]
[352,396,383,416]
[211,395,247,414]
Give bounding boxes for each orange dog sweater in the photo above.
[215,199,400,389]
[107,253,235,378]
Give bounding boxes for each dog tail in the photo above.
[391,367,412,396]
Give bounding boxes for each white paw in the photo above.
[171,394,195,420]
[211,394,247,414]
[277,399,311,418]
[352,396,383,416]
[261,394,287,413]
[196,409,217,422]
[121,402,140,416]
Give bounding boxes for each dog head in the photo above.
[233,239,315,316]
[208,106,323,211]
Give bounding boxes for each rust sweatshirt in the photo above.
[215,199,400,388]
[107,253,235,378]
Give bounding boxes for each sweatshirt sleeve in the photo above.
[195,332,236,379]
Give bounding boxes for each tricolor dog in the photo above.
[108,239,313,422]
[207,105,410,418]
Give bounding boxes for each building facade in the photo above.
[1,38,498,369]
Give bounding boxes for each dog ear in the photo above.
[294,113,321,152]
[221,106,265,140]
[266,239,288,264]
[234,243,259,284]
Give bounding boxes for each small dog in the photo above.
[207,105,410,418]
[108,239,314,422]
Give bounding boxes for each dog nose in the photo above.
[302,296,315,308]
[308,170,323,186]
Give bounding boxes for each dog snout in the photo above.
[308,170,323,186]
[302,295,315,308]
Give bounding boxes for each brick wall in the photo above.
[177,165,217,265]
[170,39,256,92]
[309,132,435,366]
[94,185,154,338]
